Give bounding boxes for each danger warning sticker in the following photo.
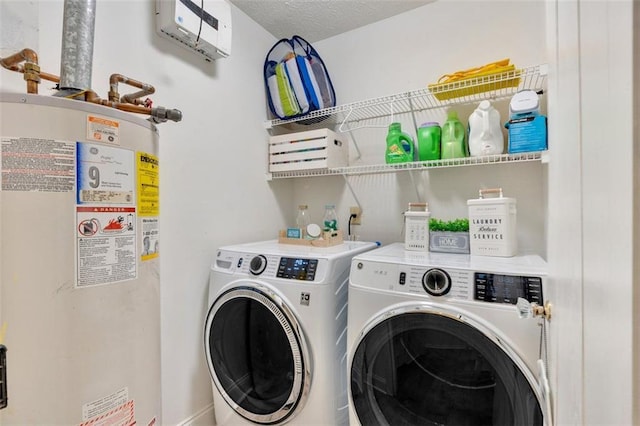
[80,400,134,426]
[76,206,137,288]
[81,387,129,421]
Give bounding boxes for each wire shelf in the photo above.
[267,152,545,180]
[265,64,548,130]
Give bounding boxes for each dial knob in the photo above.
[249,255,267,275]
[422,268,451,296]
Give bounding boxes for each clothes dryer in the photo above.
[347,243,552,426]
[205,240,377,425]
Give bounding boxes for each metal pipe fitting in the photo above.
[150,106,183,123]
[109,73,156,105]
[1,48,42,93]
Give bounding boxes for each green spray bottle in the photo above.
[385,122,414,164]
[441,110,467,159]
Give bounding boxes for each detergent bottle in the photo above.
[468,100,504,156]
[385,122,414,164]
[417,122,441,161]
[441,110,467,159]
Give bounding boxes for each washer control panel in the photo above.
[474,273,543,305]
[349,245,547,306]
[392,265,473,301]
[351,260,545,305]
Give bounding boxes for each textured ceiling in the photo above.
[229,0,434,43]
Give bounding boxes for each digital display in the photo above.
[277,257,318,281]
[474,273,542,305]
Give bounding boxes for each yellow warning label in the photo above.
[137,152,159,217]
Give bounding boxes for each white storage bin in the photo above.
[467,188,517,257]
[268,129,348,173]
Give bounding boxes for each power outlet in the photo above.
[350,207,362,225]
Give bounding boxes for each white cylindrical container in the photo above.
[467,188,517,257]
[0,93,161,425]
[404,202,430,251]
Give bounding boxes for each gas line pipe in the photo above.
[0,48,60,94]
[1,48,181,123]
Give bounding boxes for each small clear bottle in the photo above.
[323,204,338,231]
[296,205,310,230]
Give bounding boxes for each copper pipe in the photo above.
[86,90,152,114]
[1,48,43,94]
[2,64,59,83]
[39,71,61,83]
[109,73,155,105]
[1,49,180,122]
[85,90,182,122]
[0,48,38,67]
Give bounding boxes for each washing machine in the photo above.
[204,239,378,425]
[347,243,553,426]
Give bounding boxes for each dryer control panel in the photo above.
[276,257,319,281]
[474,273,543,305]
[214,250,326,282]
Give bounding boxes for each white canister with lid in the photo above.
[467,188,517,257]
[404,202,430,251]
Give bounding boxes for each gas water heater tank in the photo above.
[0,93,161,425]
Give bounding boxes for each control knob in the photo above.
[249,255,267,275]
[422,268,451,296]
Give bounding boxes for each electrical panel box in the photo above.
[155,0,232,61]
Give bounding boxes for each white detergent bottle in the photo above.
[468,100,504,156]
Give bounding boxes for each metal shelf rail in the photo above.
[267,151,545,180]
[264,64,548,131]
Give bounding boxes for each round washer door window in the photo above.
[351,310,543,426]
[205,285,310,424]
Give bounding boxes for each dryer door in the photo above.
[204,284,310,424]
[350,307,543,426]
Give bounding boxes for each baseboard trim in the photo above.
[176,402,215,426]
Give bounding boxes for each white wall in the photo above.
[578,1,636,424]
[301,0,548,250]
[545,1,584,423]
[1,1,285,424]
[634,5,640,423]
[548,1,637,424]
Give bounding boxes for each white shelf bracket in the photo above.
[347,130,362,162]
[342,174,362,211]
[408,95,420,134]
[408,170,423,203]
[338,103,395,133]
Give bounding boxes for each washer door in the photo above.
[350,305,543,426]
[205,284,311,424]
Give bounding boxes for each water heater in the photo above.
[0,93,161,425]
[155,0,232,61]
